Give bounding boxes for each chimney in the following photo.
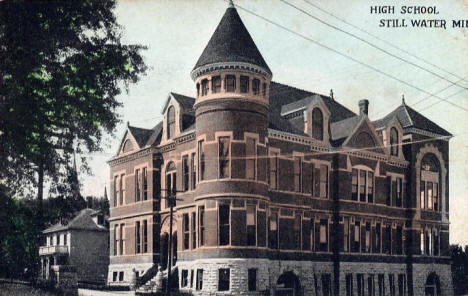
[359,99,369,116]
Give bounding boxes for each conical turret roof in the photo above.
[193,5,271,75]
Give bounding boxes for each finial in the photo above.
[402,94,405,105]
[330,89,334,100]
[228,0,234,8]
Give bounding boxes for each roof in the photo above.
[170,92,195,111]
[145,121,163,146]
[128,125,153,147]
[43,209,106,234]
[374,102,452,137]
[193,6,271,74]
[330,115,363,142]
[270,82,357,123]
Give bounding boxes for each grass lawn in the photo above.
[0,282,56,296]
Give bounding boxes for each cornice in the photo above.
[191,61,272,81]
[108,147,156,167]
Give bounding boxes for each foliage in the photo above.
[451,244,468,295]
[0,0,147,211]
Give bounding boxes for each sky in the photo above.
[80,0,468,245]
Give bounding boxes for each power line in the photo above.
[229,1,468,114]
[300,0,468,85]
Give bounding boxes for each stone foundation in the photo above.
[108,263,153,286]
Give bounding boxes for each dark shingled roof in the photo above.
[330,115,363,142]
[193,6,271,74]
[128,125,153,147]
[43,209,106,233]
[170,92,195,112]
[374,103,452,137]
[145,122,163,146]
[270,82,357,123]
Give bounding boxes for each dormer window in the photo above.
[201,79,209,96]
[240,76,249,93]
[167,106,175,139]
[312,108,324,141]
[390,127,399,156]
[225,75,236,92]
[252,79,260,95]
[212,76,221,93]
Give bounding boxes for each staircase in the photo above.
[136,265,178,294]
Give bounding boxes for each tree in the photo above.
[0,0,147,226]
[451,244,468,295]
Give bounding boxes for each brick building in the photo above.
[107,3,453,295]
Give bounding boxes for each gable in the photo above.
[343,118,385,154]
[116,130,140,156]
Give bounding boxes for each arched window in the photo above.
[201,79,209,96]
[420,153,440,211]
[390,127,399,156]
[167,106,175,139]
[165,162,177,208]
[312,108,323,140]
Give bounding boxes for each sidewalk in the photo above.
[78,289,135,296]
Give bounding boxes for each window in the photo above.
[252,79,260,95]
[322,274,331,296]
[247,205,256,246]
[433,228,439,256]
[240,75,249,93]
[420,229,425,255]
[196,83,200,97]
[218,137,230,179]
[113,271,117,282]
[397,274,406,296]
[199,206,205,246]
[294,157,302,192]
[359,170,366,202]
[143,220,148,253]
[389,274,396,296]
[319,219,328,251]
[191,153,196,190]
[368,274,375,296]
[357,274,364,296]
[136,221,141,254]
[120,174,125,206]
[374,223,381,253]
[320,165,328,198]
[378,274,385,296]
[198,140,205,181]
[420,153,441,212]
[201,79,209,96]
[246,138,256,180]
[365,222,371,253]
[262,83,267,96]
[269,152,278,189]
[165,162,176,208]
[196,269,203,291]
[346,274,354,296]
[352,221,360,253]
[182,156,189,192]
[368,172,374,203]
[183,213,190,250]
[383,224,391,254]
[219,204,230,245]
[190,270,194,288]
[113,176,119,207]
[142,167,148,200]
[119,223,125,255]
[167,106,176,139]
[310,218,315,251]
[269,212,278,249]
[225,75,236,92]
[248,268,257,291]
[218,269,230,291]
[396,178,403,207]
[344,217,350,252]
[114,225,118,255]
[181,270,188,287]
[119,271,124,282]
[352,169,358,201]
[312,108,324,140]
[396,226,403,255]
[294,214,302,250]
[390,127,399,156]
[212,76,221,93]
[135,169,141,202]
[191,212,196,249]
